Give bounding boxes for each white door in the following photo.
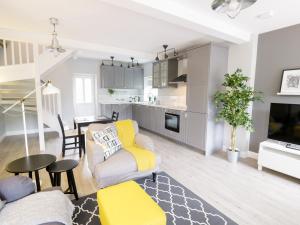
[73,74,96,117]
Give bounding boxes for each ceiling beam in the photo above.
[100,0,251,44]
[0,28,155,62]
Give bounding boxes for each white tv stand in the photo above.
[258,140,300,179]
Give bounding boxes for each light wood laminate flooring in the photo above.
[0,131,299,225]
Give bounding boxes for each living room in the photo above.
[0,1,300,225]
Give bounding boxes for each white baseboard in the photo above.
[247,151,258,160]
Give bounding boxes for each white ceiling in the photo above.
[0,0,300,61]
[171,0,300,34]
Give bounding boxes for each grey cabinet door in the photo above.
[134,68,144,89]
[114,66,124,88]
[186,112,207,150]
[101,65,114,88]
[187,85,208,113]
[160,61,168,88]
[124,68,134,89]
[152,63,160,88]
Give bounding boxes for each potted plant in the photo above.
[214,69,262,163]
[107,88,115,96]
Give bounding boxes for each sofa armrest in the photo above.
[86,139,105,175]
[135,133,154,151]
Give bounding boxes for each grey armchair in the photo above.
[86,121,161,188]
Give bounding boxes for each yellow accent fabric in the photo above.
[97,181,166,225]
[115,120,156,171]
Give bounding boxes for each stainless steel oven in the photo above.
[165,112,180,133]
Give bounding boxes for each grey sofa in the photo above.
[0,176,73,225]
[86,121,161,188]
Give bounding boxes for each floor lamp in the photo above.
[2,80,59,156]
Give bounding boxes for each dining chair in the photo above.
[57,114,82,157]
[111,111,119,121]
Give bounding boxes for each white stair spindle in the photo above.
[26,42,30,63]
[3,40,7,66]
[18,42,22,64]
[11,41,15,65]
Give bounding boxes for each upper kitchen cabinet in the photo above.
[152,58,178,88]
[124,67,134,89]
[133,67,144,89]
[113,66,125,88]
[100,65,144,89]
[100,65,114,88]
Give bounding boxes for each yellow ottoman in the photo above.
[97,181,166,225]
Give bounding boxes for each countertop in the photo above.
[99,100,187,111]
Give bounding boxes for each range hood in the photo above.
[169,74,187,84]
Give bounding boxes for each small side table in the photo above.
[6,154,56,192]
[47,159,79,200]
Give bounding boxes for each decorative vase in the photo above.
[227,149,239,163]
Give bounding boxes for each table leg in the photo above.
[34,170,41,192]
[68,170,78,200]
[29,171,32,179]
[48,172,54,186]
[14,173,19,176]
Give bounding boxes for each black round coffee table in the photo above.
[47,159,79,200]
[6,154,56,191]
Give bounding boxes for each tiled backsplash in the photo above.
[157,84,187,107]
[98,88,143,102]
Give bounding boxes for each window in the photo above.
[74,77,94,104]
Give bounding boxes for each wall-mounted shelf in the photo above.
[277,92,300,96]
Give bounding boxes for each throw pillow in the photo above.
[0,199,6,211]
[93,126,122,160]
[0,176,35,203]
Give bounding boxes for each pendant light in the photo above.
[47,17,65,53]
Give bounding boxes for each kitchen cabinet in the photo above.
[186,43,228,155]
[152,58,178,88]
[100,65,143,89]
[186,112,207,150]
[133,67,144,89]
[101,65,114,88]
[124,68,134,89]
[113,66,124,88]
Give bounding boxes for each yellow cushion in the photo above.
[97,181,166,225]
[115,120,156,171]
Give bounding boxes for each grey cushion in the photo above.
[0,199,6,211]
[0,176,35,203]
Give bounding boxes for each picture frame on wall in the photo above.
[279,69,300,95]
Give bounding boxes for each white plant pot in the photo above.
[227,149,239,163]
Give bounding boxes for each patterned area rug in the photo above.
[72,172,237,225]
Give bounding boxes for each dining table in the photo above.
[73,116,114,153]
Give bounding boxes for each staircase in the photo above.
[0,38,74,145]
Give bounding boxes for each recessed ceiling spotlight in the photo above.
[256,10,275,20]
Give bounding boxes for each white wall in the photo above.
[45,57,100,127]
[224,35,258,157]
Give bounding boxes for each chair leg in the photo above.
[79,137,82,158]
[62,139,66,157]
[152,172,157,182]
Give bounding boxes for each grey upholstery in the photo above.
[0,176,35,203]
[86,121,161,188]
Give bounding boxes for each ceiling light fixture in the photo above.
[47,17,65,53]
[110,56,114,66]
[155,44,177,61]
[211,0,257,19]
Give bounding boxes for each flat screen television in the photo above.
[268,103,300,145]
